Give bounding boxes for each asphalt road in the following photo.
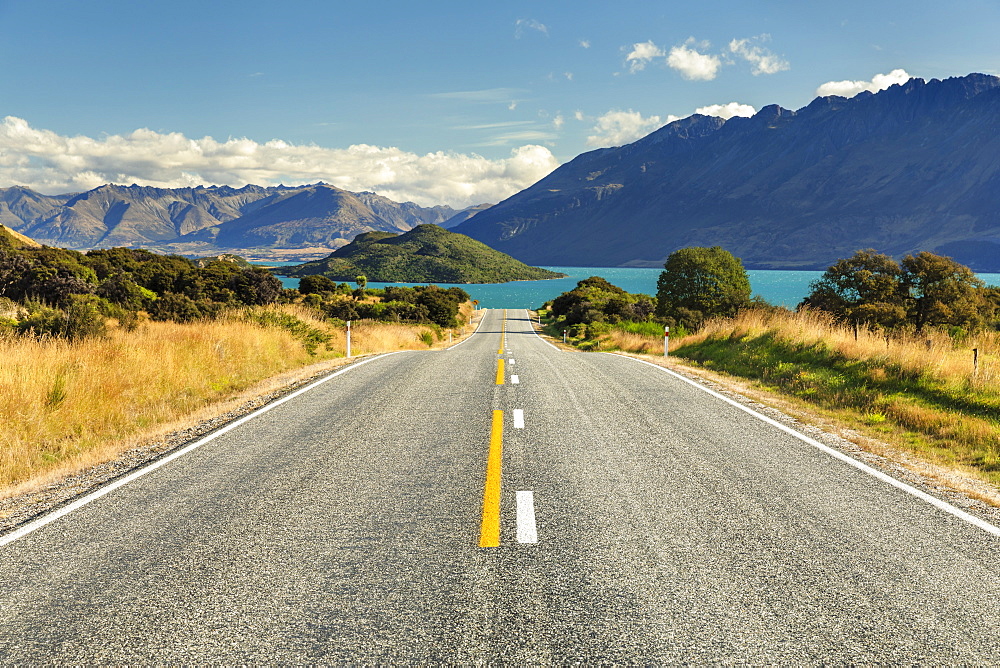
[2,309,1000,663]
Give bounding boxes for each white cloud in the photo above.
[586,110,668,147]
[815,68,911,98]
[553,114,565,130]
[667,39,722,81]
[574,110,585,121]
[579,39,591,49]
[508,101,518,111]
[728,35,789,75]
[625,40,666,73]
[564,72,573,81]
[695,102,756,119]
[515,18,548,38]
[0,116,559,208]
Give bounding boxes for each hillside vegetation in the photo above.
[0,225,41,249]
[278,224,566,283]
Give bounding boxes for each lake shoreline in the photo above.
[266,264,1000,311]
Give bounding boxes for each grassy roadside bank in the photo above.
[0,303,475,498]
[540,308,1000,494]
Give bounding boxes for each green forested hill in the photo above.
[276,224,565,283]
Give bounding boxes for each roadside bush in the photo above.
[149,292,203,322]
[16,295,107,340]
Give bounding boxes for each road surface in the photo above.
[2,309,1000,663]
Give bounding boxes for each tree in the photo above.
[656,247,751,329]
[799,249,906,329]
[801,249,995,332]
[416,286,461,327]
[229,267,282,305]
[901,251,991,332]
[298,274,337,295]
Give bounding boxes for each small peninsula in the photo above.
[274,224,566,283]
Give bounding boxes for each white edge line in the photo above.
[525,308,560,351]
[0,352,404,549]
[609,353,1000,538]
[445,307,490,350]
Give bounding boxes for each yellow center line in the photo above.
[495,358,505,385]
[479,410,504,548]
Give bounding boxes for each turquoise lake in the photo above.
[268,264,1000,310]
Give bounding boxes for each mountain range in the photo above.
[454,73,1000,271]
[5,73,1000,271]
[0,183,486,261]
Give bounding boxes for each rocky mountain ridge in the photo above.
[0,183,486,261]
[453,73,1000,271]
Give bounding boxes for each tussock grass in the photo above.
[0,303,473,495]
[674,308,1000,484]
[602,329,664,354]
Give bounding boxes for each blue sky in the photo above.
[1,0,998,206]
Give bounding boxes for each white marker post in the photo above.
[664,326,669,357]
[346,320,352,358]
[563,329,567,344]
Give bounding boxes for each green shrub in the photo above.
[17,295,107,340]
[243,309,332,355]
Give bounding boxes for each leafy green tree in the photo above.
[229,267,282,305]
[656,246,751,329]
[802,249,994,332]
[799,249,906,328]
[901,251,992,332]
[298,274,338,295]
[96,273,154,310]
[149,292,203,322]
[416,286,461,327]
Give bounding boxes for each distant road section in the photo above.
[2,309,1000,663]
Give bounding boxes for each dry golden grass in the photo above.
[0,303,477,495]
[688,307,1000,385]
[601,329,664,355]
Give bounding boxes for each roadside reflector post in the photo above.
[346,320,352,358]
[974,348,980,376]
[664,326,670,357]
[449,331,453,344]
[563,329,567,344]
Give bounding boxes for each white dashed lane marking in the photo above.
[516,491,538,544]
